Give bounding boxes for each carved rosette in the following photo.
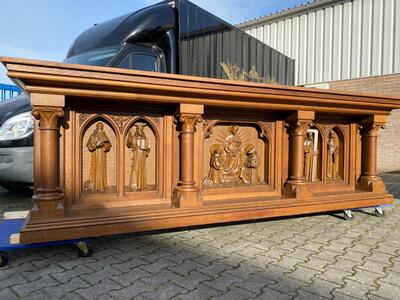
[110,115,130,133]
[79,113,93,126]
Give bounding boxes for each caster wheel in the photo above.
[375,207,385,217]
[0,251,9,267]
[76,242,93,258]
[344,210,353,221]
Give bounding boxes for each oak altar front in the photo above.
[2,57,400,243]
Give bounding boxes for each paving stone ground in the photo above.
[0,173,399,299]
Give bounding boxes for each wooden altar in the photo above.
[2,57,400,244]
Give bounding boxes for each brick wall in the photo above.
[329,73,400,173]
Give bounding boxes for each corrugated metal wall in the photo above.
[177,0,295,85]
[242,0,400,86]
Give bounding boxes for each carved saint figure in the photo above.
[84,122,112,192]
[304,132,314,182]
[223,125,244,182]
[127,123,150,191]
[327,131,339,179]
[240,145,260,184]
[204,144,225,185]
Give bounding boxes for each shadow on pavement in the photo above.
[0,187,33,220]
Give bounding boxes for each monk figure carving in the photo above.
[304,132,314,182]
[127,123,150,191]
[204,144,225,186]
[327,131,339,179]
[240,144,260,184]
[84,122,112,192]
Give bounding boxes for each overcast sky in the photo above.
[0,0,309,84]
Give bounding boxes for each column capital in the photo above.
[32,107,64,130]
[285,111,314,135]
[175,104,204,134]
[176,114,203,133]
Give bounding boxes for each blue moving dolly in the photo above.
[0,211,93,267]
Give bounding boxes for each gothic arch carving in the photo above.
[124,117,158,192]
[326,126,345,180]
[305,125,323,182]
[81,115,118,194]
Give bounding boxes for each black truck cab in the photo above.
[65,2,176,73]
[0,0,294,191]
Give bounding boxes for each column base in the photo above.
[30,192,65,220]
[283,182,313,199]
[357,176,387,193]
[172,186,202,208]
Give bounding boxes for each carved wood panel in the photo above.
[124,120,156,192]
[77,112,161,201]
[307,122,351,187]
[203,122,270,188]
[82,120,117,193]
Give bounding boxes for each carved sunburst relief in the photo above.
[203,123,268,187]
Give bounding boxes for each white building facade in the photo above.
[238,0,400,86]
[238,0,400,173]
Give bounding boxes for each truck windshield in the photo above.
[64,48,119,66]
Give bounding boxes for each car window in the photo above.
[118,55,131,69]
[132,54,158,72]
[118,53,160,72]
[65,48,119,66]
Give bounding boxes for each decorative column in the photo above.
[283,111,315,198]
[30,94,65,220]
[173,104,203,208]
[358,115,388,192]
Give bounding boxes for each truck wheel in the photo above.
[0,252,9,267]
